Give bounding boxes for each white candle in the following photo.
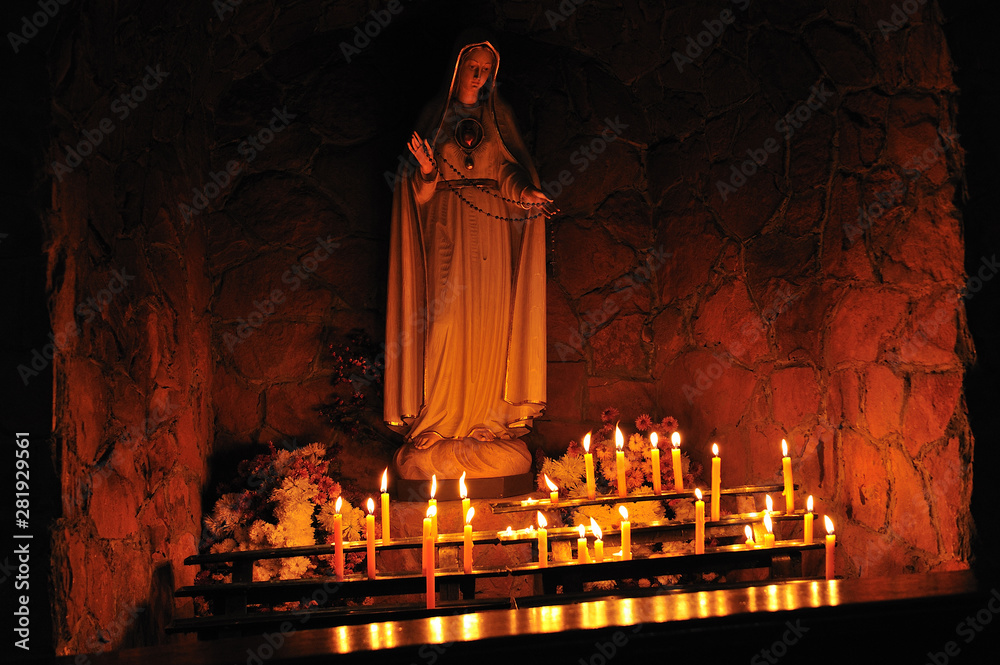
[544,474,559,504]
[424,505,435,609]
[460,471,471,520]
[744,524,755,549]
[710,443,721,521]
[825,516,836,580]
[615,424,627,498]
[671,431,683,490]
[537,512,548,568]
[650,432,661,495]
[583,431,596,500]
[380,468,390,543]
[463,506,474,574]
[334,496,344,581]
[590,517,604,562]
[804,495,814,544]
[577,524,591,563]
[782,439,795,513]
[694,488,705,554]
[762,512,775,548]
[619,505,631,560]
[365,498,376,579]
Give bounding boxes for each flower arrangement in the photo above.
[200,441,366,583]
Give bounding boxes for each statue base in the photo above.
[392,437,534,500]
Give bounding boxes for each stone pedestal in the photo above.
[393,437,533,500]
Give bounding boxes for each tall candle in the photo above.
[544,474,559,504]
[762,512,775,548]
[463,506,474,574]
[615,423,627,498]
[577,524,591,563]
[710,443,721,521]
[590,517,604,562]
[537,512,548,568]
[380,468,390,542]
[583,432,596,500]
[650,432,661,495]
[334,496,344,581]
[782,439,795,513]
[619,506,631,560]
[744,524,755,549]
[365,498,376,579]
[460,471,471,519]
[423,506,435,609]
[694,488,705,554]
[824,516,836,580]
[671,431,683,490]
[804,495,814,544]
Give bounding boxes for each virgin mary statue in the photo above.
[384,39,552,487]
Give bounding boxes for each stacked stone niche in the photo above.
[42,0,972,656]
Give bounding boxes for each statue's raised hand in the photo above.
[407,132,436,175]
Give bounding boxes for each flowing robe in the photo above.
[384,95,547,445]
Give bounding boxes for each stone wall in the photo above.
[42,0,972,653]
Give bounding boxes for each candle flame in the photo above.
[537,512,547,529]
[430,474,437,499]
[426,505,436,518]
[504,526,513,535]
[615,423,624,450]
[764,512,773,534]
[650,432,658,449]
[671,431,681,448]
[694,487,702,501]
[577,524,586,539]
[618,505,629,521]
[765,494,773,512]
[380,467,388,493]
[590,517,603,541]
[583,431,591,453]
[745,525,754,542]
[543,474,558,492]
[335,496,343,513]
[807,495,814,512]
[825,515,835,534]
[712,442,719,457]
[459,471,468,499]
[782,438,788,457]
[465,506,475,525]
[366,497,375,514]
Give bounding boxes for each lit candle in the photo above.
[577,524,591,563]
[782,439,795,513]
[537,512,548,568]
[544,474,559,504]
[590,517,604,562]
[365,497,376,579]
[429,474,438,543]
[694,488,705,554]
[463,506,474,574]
[744,524,755,549]
[710,443,721,521]
[765,493,773,515]
[615,423,627,498]
[334,496,344,581]
[762,512,775,548]
[583,432,596,500]
[423,505,435,609]
[380,468,390,543]
[671,431,683,490]
[825,516,836,580]
[650,432,661,495]
[619,505,631,560]
[460,471,471,520]
[804,495,814,544]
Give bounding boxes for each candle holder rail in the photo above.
[490,483,797,514]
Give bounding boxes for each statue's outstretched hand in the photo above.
[522,187,558,218]
[408,132,436,175]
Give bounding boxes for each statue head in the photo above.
[456,45,496,103]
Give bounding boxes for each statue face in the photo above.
[457,47,495,100]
